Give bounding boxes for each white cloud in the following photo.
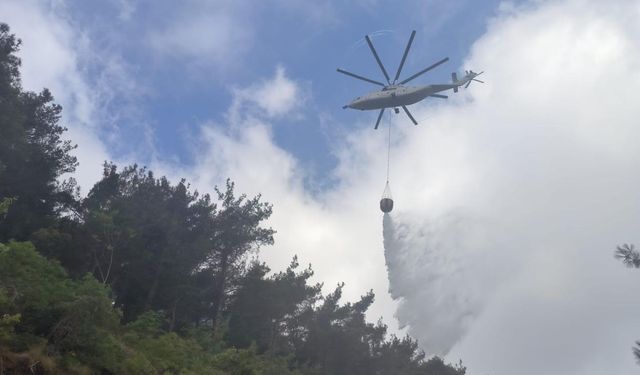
[229,65,305,121]
[147,3,252,70]
[253,66,301,117]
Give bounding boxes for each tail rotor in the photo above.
[464,70,485,89]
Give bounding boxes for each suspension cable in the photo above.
[386,110,392,183]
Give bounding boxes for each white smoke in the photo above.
[382,211,509,355]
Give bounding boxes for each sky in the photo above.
[2,0,640,374]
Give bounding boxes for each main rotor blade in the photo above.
[402,105,418,125]
[429,94,448,99]
[374,108,385,130]
[394,30,416,83]
[336,68,386,87]
[365,35,391,84]
[464,80,472,89]
[473,79,485,83]
[399,57,449,84]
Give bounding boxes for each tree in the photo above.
[0,241,128,373]
[287,283,383,375]
[205,179,275,334]
[0,23,78,242]
[226,257,322,353]
[373,335,426,375]
[614,243,640,364]
[286,282,465,375]
[0,241,74,337]
[82,163,217,325]
[212,347,304,375]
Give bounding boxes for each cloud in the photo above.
[229,65,305,121]
[253,66,301,117]
[147,3,252,70]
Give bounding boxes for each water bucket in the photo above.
[380,181,393,213]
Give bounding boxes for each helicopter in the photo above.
[337,30,484,129]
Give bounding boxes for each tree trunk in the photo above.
[211,254,229,336]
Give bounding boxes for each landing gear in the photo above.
[394,107,399,114]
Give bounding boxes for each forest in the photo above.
[0,23,466,374]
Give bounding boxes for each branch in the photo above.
[614,244,640,268]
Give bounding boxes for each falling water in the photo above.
[382,212,494,355]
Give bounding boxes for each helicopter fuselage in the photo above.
[345,83,458,111]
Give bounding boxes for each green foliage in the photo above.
[213,347,301,375]
[290,283,384,375]
[0,241,126,372]
[50,275,124,371]
[76,166,276,331]
[422,357,467,375]
[82,163,219,323]
[128,332,215,373]
[123,312,224,374]
[30,224,92,278]
[226,258,321,353]
[125,311,166,338]
[207,179,276,332]
[0,240,466,375]
[374,335,425,374]
[0,23,21,86]
[0,197,15,217]
[0,288,21,344]
[0,241,74,336]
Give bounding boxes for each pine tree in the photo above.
[0,23,78,242]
